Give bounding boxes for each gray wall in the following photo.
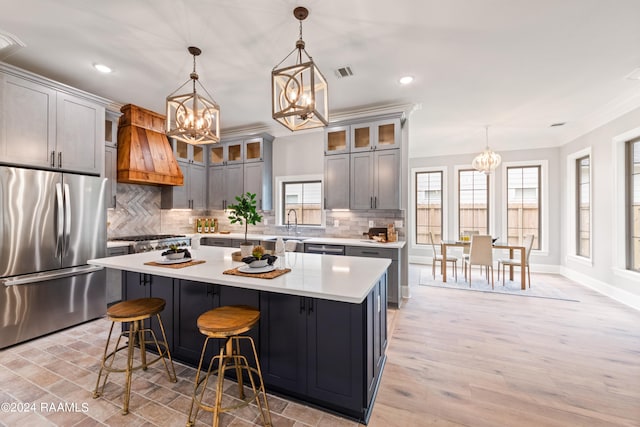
[559,106,640,298]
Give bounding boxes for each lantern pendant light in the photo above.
[472,126,502,175]
[166,46,220,144]
[271,6,328,131]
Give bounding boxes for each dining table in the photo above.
[440,240,527,290]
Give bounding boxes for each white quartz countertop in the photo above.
[193,233,406,249]
[89,246,391,304]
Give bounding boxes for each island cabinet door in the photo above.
[122,273,175,353]
[217,285,261,381]
[258,292,307,394]
[173,280,218,366]
[306,298,365,414]
[367,273,387,404]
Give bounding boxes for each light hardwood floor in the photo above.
[367,267,640,426]
[0,268,638,426]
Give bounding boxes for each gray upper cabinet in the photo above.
[208,134,273,210]
[325,114,402,211]
[350,149,400,210]
[0,66,106,175]
[208,162,244,210]
[55,92,103,174]
[162,158,207,209]
[162,139,207,209]
[324,154,350,209]
[104,110,120,209]
[105,145,117,208]
[324,125,350,155]
[173,139,205,165]
[350,118,401,153]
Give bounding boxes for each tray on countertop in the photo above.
[223,267,290,279]
[144,259,206,269]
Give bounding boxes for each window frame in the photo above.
[505,164,542,250]
[274,174,325,228]
[456,168,490,237]
[565,148,592,263]
[412,168,446,246]
[576,155,591,258]
[500,160,548,255]
[626,137,640,271]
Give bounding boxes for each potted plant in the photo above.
[227,192,263,256]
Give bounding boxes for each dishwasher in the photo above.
[304,243,346,255]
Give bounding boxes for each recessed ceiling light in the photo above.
[399,76,414,85]
[93,63,112,74]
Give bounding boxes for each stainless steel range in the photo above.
[110,234,191,253]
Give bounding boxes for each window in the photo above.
[576,156,590,257]
[282,181,322,226]
[506,166,540,249]
[415,171,443,244]
[458,169,488,236]
[627,138,640,271]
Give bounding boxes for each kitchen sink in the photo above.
[263,236,309,242]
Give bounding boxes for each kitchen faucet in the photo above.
[286,209,299,236]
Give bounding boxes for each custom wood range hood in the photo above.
[117,104,184,186]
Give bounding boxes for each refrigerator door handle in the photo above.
[63,183,71,255]
[55,183,64,257]
[1,265,104,286]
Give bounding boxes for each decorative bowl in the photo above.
[165,252,185,260]
[249,259,269,268]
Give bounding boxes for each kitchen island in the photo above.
[89,246,390,423]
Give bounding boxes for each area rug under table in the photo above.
[418,268,579,302]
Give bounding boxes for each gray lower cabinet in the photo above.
[201,237,233,247]
[121,272,387,423]
[200,237,260,248]
[346,246,401,306]
[105,246,128,304]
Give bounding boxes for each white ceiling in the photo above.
[1,0,640,157]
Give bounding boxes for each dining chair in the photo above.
[461,230,479,276]
[464,234,495,288]
[428,232,458,281]
[498,234,535,288]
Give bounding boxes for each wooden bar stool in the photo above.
[93,297,177,414]
[187,305,271,427]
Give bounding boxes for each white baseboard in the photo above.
[561,267,640,311]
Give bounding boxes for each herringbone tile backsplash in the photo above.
[107,184,405,240]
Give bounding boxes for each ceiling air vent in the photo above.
[334,66,354,79]
[550,122,566,127]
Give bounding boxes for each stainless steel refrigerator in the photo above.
[0,166,107,348]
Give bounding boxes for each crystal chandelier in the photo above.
[166,46,220,144]
[472,126,501,175]
[272,6,328,131]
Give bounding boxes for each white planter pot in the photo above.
[240,244,253,257]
